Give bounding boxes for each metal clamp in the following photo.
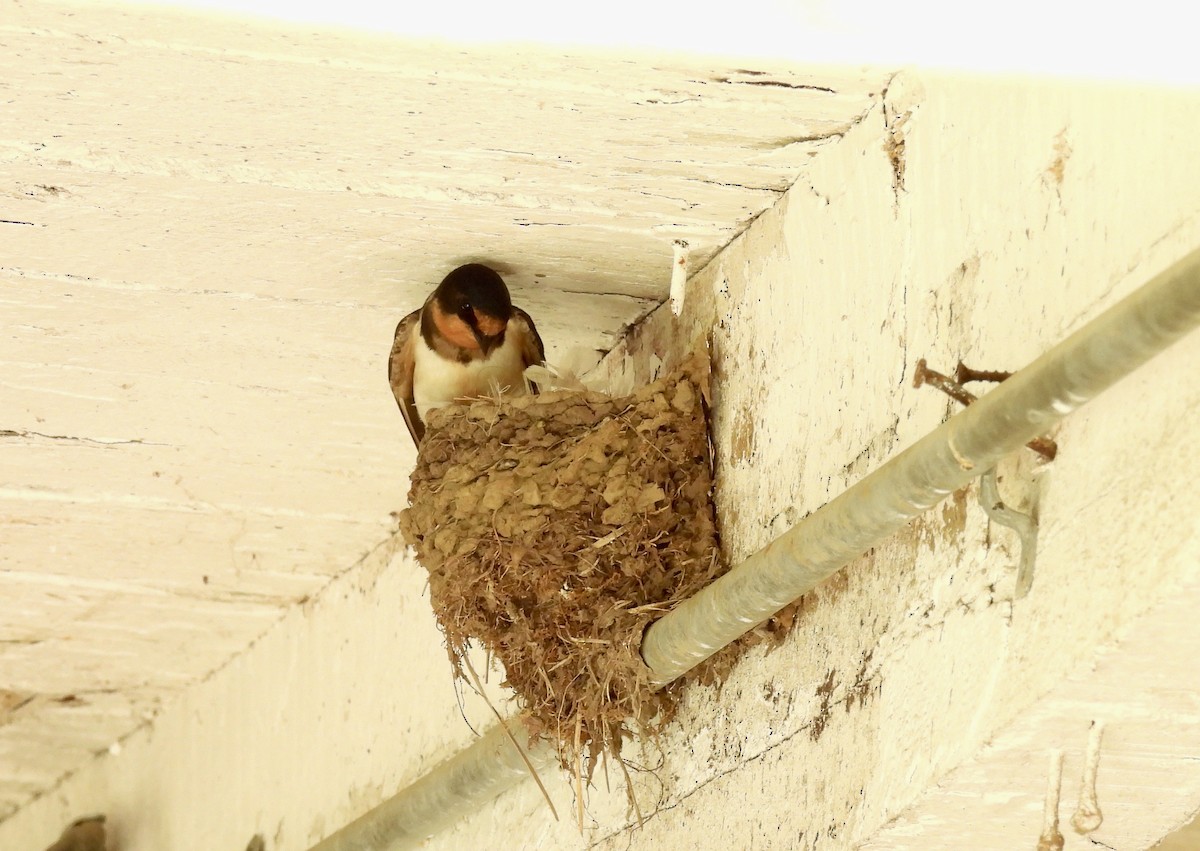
[978,468,1038,598]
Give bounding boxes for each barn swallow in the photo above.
[44,815,107,851]
[389,263,545,447]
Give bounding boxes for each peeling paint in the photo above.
[1046,128,1073,189]
[728,406,757,464]
[809,670,838,742]
[3,21,1199,850]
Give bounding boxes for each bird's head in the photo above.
[432,263,513,356]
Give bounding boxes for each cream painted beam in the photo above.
[414,73,1200,851]
[860,568,1200,850]
[3,12,1199,850]
[0,0,889,832]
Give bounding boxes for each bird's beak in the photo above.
[466,309,506,355]
[477,331,501,356]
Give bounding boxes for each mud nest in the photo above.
[399,351,723,768]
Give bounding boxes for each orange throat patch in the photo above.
[431,303,483,351]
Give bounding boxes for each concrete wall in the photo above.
[422,72,1200,849]
[4,70,1199,851]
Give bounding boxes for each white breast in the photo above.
[412,324,529,419]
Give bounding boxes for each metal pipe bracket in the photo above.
[978,467,1039,598]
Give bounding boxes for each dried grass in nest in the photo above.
[399,350,723,772]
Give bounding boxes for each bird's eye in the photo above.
[457,302,473,319]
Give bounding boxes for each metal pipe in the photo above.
[311,246,1200,849]
[310,723,555,851]
[642,246,1200,683]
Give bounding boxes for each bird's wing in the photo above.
[388,308,425,448]
[512,306,546,393]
